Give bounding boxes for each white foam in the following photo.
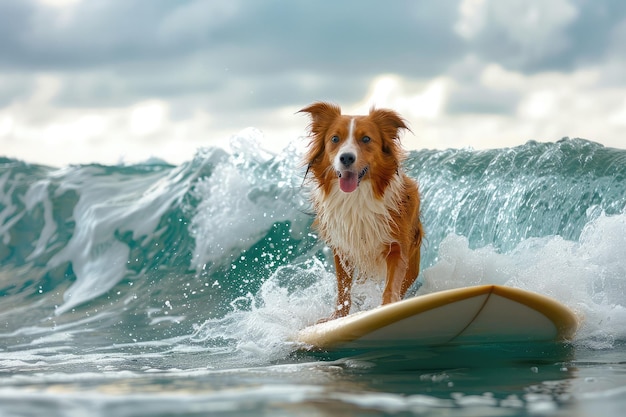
[190,253,401,364]
[189,129,308,271]
[191,257,335,363]
[420,212,626,349]
[195,212,626,361]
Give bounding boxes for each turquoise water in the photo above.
[1,132,625,416]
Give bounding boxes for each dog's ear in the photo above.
[369,108,410,157]
[298,102,341,172]
[368,107,409,141]
[298,102,341,136]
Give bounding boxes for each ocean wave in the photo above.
[1,133,625,353]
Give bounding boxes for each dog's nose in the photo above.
[339,153,356,167]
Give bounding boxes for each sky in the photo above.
[1,0,625,167]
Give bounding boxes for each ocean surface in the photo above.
[1,131,625,416]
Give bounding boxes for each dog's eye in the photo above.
[362,136,371,143]
[331,135,340,143]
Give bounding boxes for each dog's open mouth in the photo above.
[338,166,369,193]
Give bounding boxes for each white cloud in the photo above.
[404,64,626,150]
[353,75,449,121]
[1,0,625,167]
[29,75,62,105]
[455,0,487,39]
[0,92,214,166]
[519,90,558,120]
[129,100,168,136]
[608,99,626,126]
[0,115,14,136]
[2,62,625,167]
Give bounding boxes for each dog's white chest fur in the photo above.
[312,177,403,280]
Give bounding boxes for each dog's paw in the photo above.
[316,309,348,323]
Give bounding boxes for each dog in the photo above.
[299,102,423,321]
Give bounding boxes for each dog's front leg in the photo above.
[382,242,408,305]
[322,253,353,321]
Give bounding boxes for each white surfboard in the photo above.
[296,285,579,350]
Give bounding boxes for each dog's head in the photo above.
[299,102,409,198]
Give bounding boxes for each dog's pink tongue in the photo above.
[339,172,358,193]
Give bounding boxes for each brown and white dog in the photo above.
[299,102,423,321]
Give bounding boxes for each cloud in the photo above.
[457,0,578,70]
[3,1,461,74]
[0,0,625,166]
[455,0,626,73]
[406,64,626,151]
[0,1,459,112]
[445,58,522,116]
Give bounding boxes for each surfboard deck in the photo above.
[296,285,579,351]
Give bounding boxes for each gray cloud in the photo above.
[2,1,624,76]
[446,85,521,115]
[462,0,626,73]
[0,73,33,107]
[0,1,621,95]
[1,1,465,108]
[1,0,626,167]
[1,1,462,70]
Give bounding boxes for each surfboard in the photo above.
[296,285,579,350]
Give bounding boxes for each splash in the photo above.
[193,212,626,364]
[420,212,626,349]
[189,129,309,272]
